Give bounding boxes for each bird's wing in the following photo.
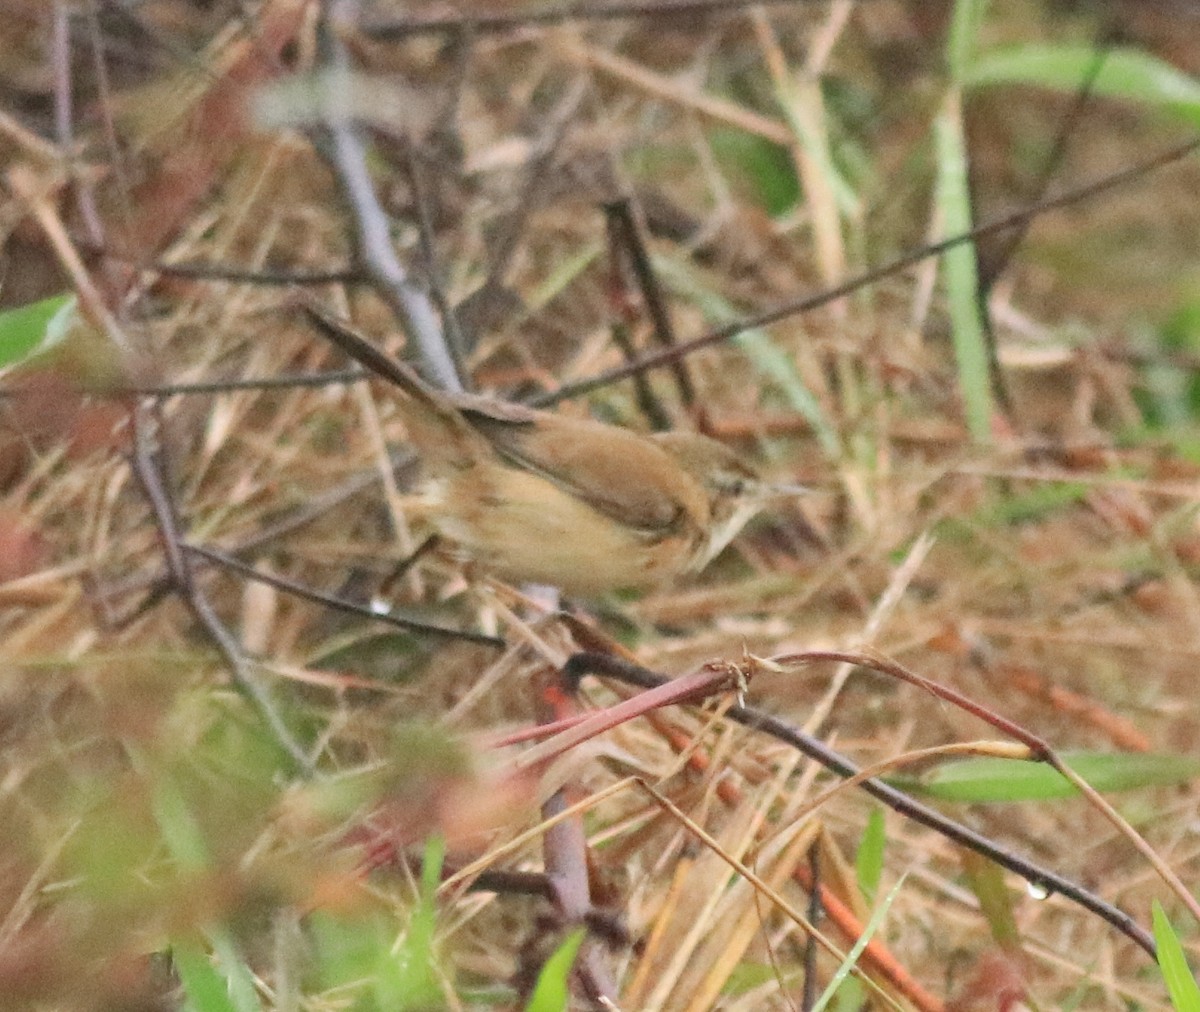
[468,412,699,535]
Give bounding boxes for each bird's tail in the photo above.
[302,301,476,459]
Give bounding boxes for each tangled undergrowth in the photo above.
[1,1,1199,1009]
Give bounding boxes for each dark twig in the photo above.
[125,369,369,397]
[976,38,1114,294]
[790,649,1200,928]
[972,35,1115,415]
[604,196,695,408]
[604,205,675,431]
[314,0,462,390]
[533,135,1200,408]
[53,2,104,249]
[82,0,134,235]
[561,652,1156,956]
[95,453,414,623]
[51,2,73,159]
[608,321,673,431]
[97,337,1200,405]
[128,403,313,773]
[485,80,588,292]
[801,847,820,1012]
[375,534,441,602]
[134,260,363,285]
[364,0,816,38]
[182,542,505,649]
[303,300,432,390]
[396,138,470,383]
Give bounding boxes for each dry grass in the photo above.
[1,1,1198,1009]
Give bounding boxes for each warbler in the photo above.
[307,306,794,596]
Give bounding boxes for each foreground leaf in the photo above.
[0,293,76,367]
[1153,902,1200,1011]
[525,929,587,1012]
[900,752,1200,803]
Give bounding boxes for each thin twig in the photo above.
[562,652,1156,956]
[131,260,363,285]
[603,197,695,417]
[533,135,1200,407]
[634,778,899,1008]
[183,542,504,649]
[52,1,104,249]
[973,34,1116,414]
[643,709,943,1011]
[313,0,462,390]
[456,79,589,342]
[791,647,1200,929]
[363,0,809,37]
[95,452,414,623]
[6,165,132,354]
[125,369,369,397]
[128,403,313,773]
[396,137,470,384]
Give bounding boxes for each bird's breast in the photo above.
[419,464,702,596]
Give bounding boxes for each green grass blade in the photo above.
[772,84,859,218]
[968,46,1200,126]
[153,776,262,1012]
[936,0,995,442]
[855,808,886,907]
[947,0,991,82]
[388,835,445,1009]
[524,928,587,1012]
[901,751,1200,803]
[934,91,992,443]
[962,852,1021,949]
[811,873,907,1012]
[1153,901,1200,1011]
[654,255,841,457]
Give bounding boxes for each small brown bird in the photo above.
[307,306,793,596]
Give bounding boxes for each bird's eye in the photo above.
[728,478,746,496]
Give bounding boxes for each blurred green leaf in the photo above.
[900,751,1200,803]
[176,942,241,1012]
[311,910,400,1007]
[527,241,603,313]
[855,808,886,906]
[977,481,1090,524]
[962,852,1021,949]
[1154,901,1200,1011]
[935,88,992,443]
[710,130,798,216]
[720,961,782,995]
[1137,303,1200,430]
[0,293,76,367]
[524,929,586,1012]
[947,0,991,82]
[833,977,867,1012]
[968,46,1200,126]
[204,932,262,1012]
[390,836,445,1010]
[308,838,447,1010]
[154,773,262,1012]
[153,774,211,872]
